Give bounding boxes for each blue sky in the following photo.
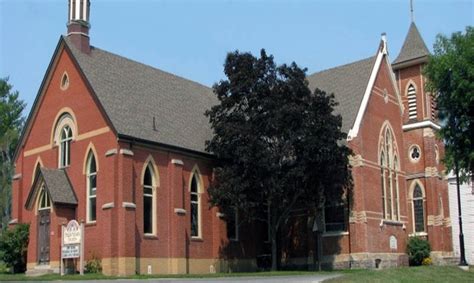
[0,0,472,116]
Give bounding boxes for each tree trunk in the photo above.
[271,233,277,271]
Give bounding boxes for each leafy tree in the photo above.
[206,50,352,270]
[424,26,474,178]
[0,223,29,273]
[0,78,26,231]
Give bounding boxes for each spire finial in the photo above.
[410,0,415,22]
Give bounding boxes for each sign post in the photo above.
[61,220,84,275]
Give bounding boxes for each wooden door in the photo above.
[37,210,50,264]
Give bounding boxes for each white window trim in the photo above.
[60,72,70,90]
[38,185,51,211]
[409,232,428,237]
[380,125,400,221]
[58,126,73,168]
[143,165,157,236]
[86,153,97,223]
[407,84,418,120]
[408,144,421,163]
[190,173,202,239]
[53,113,76,168]
[323,231,349,237]
[412,185,426,234]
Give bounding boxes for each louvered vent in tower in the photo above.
[431,95,437,121]
[407,84,417,120]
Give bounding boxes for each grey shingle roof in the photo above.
[306,56,376,134]
[25,168,77,209]
[392,22,430,66]
[64,37,218,154]
[40,168,77,205]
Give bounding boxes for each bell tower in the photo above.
[393,1,452,257]
[67,0,91,53]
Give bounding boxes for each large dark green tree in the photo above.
[424,26,474,177]
[206,50,352,270]
[0,78,26,231]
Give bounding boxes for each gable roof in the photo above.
[306,56,377,134]
[25,168,77,209]
[392,22,430,68]
[63,36,218,155]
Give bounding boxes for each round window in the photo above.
[409,145,421,163]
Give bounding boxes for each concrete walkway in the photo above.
[20,274,341,283]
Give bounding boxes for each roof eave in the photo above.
[347,38,387,140]
[392,55,429,70]
[117,134,216,160]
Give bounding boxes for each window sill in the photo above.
[85,222,96,227]
[190,237,203,242]
[381,219,404,226]
[144,234,158,239]
[409,232,427,237]
[229,238,239,242]
[323,231,349,237]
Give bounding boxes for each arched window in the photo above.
[59,125,73,167]
[407,84,417,120]
[379,124,400,221]
[385,129,392,219]
[143,164,155,235]
[380,152,386,218]
[38,185,51,210]
[190,173,201,238]
[86,152,97,222]
[413,184,425,233]
[393,157,399,219]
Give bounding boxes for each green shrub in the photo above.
[407,237,431,266]
[0,224,29,273]
[85,255,102,274]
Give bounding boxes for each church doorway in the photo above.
[37,187,51,265]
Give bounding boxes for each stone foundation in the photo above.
[280,253,409,270]
[430,251,457,266]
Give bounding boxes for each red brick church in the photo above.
[10,0,453,275]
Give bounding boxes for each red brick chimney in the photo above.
[67,0,91,53]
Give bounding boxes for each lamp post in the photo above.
[455,160,468,266]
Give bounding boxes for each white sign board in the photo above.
[389,235,397,250]
[62,244,80,258]
[61,220,84,275]
[63,220,81,245]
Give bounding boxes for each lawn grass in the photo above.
[327,266,474,283]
